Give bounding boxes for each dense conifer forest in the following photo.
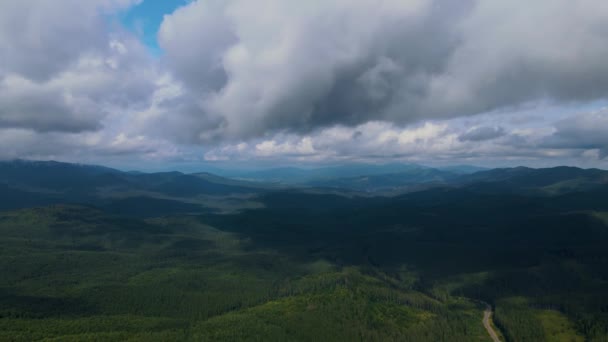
[1,161,607,341]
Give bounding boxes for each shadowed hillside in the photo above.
[0,160,607,341]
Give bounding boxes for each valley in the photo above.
[0,160,607,341]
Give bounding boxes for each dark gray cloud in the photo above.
[459,126,506,142]
[158,0,236,93]
[543,109,608,158]
[0,81,100,132]
[154,0,608,142]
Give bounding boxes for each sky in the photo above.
[1,0,608,171]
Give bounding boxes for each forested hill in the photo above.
[0,160,607,340]
[0,160,263,214]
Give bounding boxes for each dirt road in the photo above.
[483,304,501,342]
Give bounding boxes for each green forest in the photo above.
[1,196,607,341]
[1,162,608,341]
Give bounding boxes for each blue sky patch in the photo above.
[120,0,189,55]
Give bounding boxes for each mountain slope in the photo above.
[457,166,608,195]
[308,167,458,191]
[0,160,261,198]
[226,163,439,184]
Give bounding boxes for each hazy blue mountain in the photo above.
[230,167,314,183]
[191,172,287,189]
[3,159,607,200]
[226,163,439,184]
[438,164,489,174]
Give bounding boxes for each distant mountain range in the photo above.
[0,159,260,214]
[218,163,487,184]
[1,159,607,213]
[457,166,608,195]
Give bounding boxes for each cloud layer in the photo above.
[153,0,608,142]
[0,0,155,134]
[2,0,608,168]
